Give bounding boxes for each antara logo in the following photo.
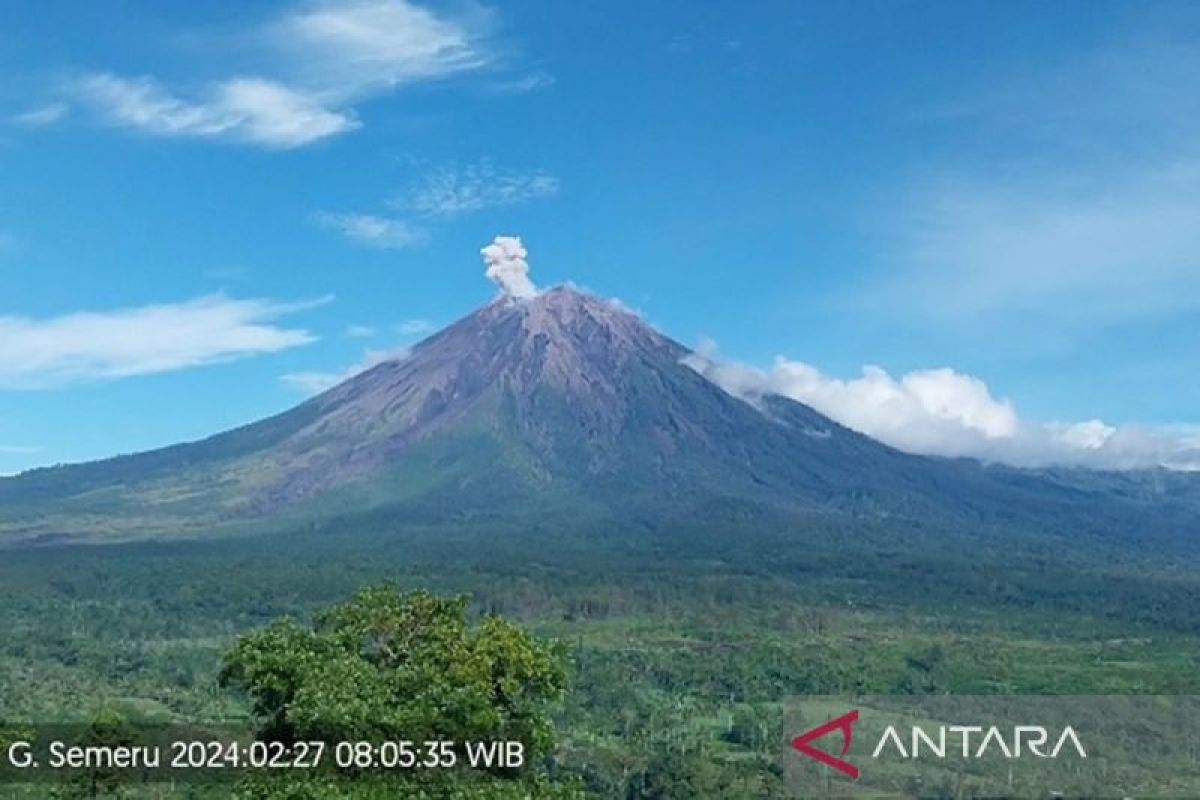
[791,709,860,779]
[791,709,1088,780]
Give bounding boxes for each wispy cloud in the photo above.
[285,318,434,395]
[875,160,1200,329]
[684,340,1200,471]
[320,160,558,248]
[74,0,492,148]
[396,318,434,336]
[868,40,1200,336]
[0,294,326,389]
[11,102,69,127]
[486,71,555,94]
[281,345,409,395]
[396,160,559,219]
[78,74,357,149]
[314,211,427,249]
[269,0,490,97]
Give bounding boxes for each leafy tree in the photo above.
[220,586,581,798]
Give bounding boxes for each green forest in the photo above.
[1,519,1198,798]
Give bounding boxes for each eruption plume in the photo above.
[481,235,538,299]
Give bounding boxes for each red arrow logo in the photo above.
[791,709,860,779]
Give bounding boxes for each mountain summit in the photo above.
[1,284,1196,546]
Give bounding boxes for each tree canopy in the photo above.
[220,586,580,798]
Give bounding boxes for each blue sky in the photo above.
[1,0,1198,473]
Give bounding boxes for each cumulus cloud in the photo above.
[281,345,409,395]
[315,212,426,249]
[398,161,559,219]
[481,235,537,299]
[683,340,1200,471]
[0,295,325,389]
[74,0,489,148]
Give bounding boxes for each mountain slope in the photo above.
[1,287,1196,547]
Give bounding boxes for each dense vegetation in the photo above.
[215,586,580,798]
[1,519,1198,797]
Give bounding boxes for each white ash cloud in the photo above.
[481,235,537,299]
[683,339,1200,471]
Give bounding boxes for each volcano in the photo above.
[1,285,1197,546]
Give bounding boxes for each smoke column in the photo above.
[481,235,538,299]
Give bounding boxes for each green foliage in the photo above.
[723,704,781,753]
[219,586,577,797]
[229,771,584,800]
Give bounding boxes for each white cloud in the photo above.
[219,77,359,147]
[11,102,69,126]
[281,345,409,395]
[1049,419,1114,451]
[396,318,434,336]
[397,161,559,218]
[345,324,375,338]
[315,212,426,249]
[827,37,1200,470]
[74,0,489,148]
[270,0,489,98]
[78,74,238,138]
[78,73,357,149]
[0,295,325,389]
[683,340,1200,471]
